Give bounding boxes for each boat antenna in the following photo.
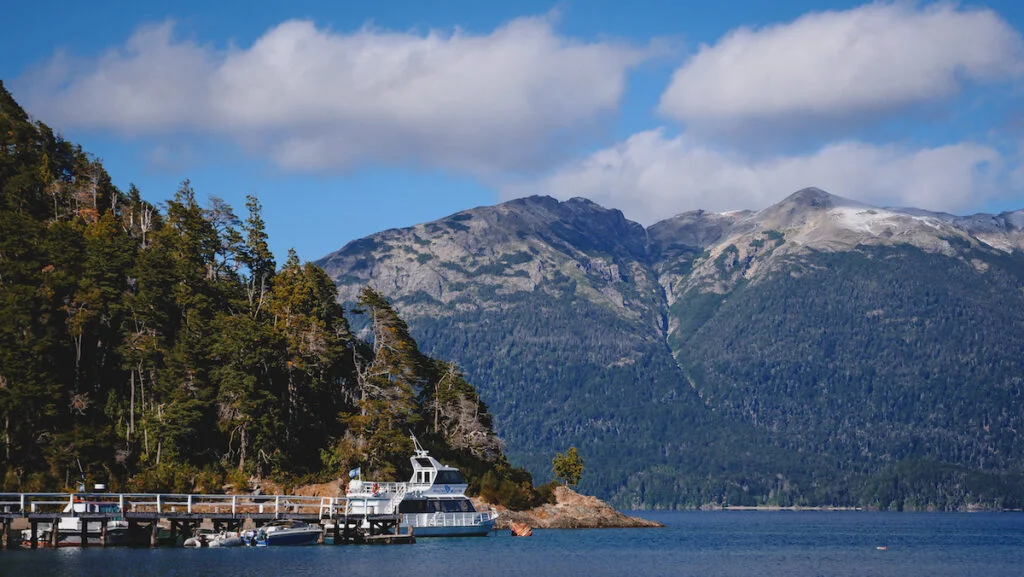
[76,458,86,492]
[410,432,428,457]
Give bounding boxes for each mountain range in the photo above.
[317,188,1024,509]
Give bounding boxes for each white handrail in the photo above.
[0,493,352,516]
[402,511,498,528]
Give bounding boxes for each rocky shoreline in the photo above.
[492,486,663,529]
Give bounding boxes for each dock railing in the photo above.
[0,493,345,519]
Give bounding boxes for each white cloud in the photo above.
[18,16,648,174]
[659,2,1024,131]
[514,128,1009,223]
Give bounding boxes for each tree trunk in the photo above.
[129,371,135,439]
[239,422,247,472]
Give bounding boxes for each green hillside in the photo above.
[0,81,529,502]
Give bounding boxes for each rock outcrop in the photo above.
[494,486,662,529]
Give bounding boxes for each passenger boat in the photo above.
[346,436,499,537]
[20,497,130,547]
[242,519,321,546]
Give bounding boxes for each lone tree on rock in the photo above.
[553,447,584,487]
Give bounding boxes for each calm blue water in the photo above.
[3,511,1023,577]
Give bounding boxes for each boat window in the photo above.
[398,500,429,514]
[415,458,433,468]
[430,499,474,512]
[434,470,465,485]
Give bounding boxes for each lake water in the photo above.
[3,511,1023,577]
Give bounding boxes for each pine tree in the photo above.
[271,249,353,472]
[423,360,504,462]
[346,287,424,478]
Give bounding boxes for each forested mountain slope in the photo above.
[0,81,523,501]
[320,188,1024,509]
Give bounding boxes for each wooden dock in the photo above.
[0,492,413,549]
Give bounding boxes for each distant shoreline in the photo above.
[642,505,1024,513]
[716,505,863,512]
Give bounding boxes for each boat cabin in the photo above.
[408,453,467,492]
[397,496,478,514]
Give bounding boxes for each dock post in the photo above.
[332,520,339,545]
[1,519,9,549]
[150,522,159,548]
[29,520,38,549]
[50,519,60,547]
[80,519,88,547]
[100,520,108,547]
[169,520,178,545]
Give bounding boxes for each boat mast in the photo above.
[410,433,428,458]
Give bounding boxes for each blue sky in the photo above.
[4,1,1024,261]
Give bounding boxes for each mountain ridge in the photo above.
[318,189,1024,509]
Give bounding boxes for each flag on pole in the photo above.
[348,467,361,479]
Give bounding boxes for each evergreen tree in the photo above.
[0,84,518,498]
[553,447,584,487]
[271,250,353,473]
[423,360,503,463]
[346,287,424,478]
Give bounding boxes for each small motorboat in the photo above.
[510,522,533,537]
[243,520,321,546]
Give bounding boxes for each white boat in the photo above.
[20,497,130,547]
[184,529,244,548]
[346,437,499,537]
[242,519,321,546]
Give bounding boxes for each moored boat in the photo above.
[20,498,130,547]
[184,529,244,548]
[242,519,321,546]
[346,436,499,537]
[510,522,533,537]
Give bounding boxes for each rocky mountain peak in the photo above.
[752,187,865,230]
[782,187,849,208]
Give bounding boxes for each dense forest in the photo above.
[0,81,544,506]
[668,245,1024,508]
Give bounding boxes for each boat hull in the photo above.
[21,528,131,547]
[402,513,496,537]
[405,524,493,537]
[262,529,321,546]
[209,535,244,547]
